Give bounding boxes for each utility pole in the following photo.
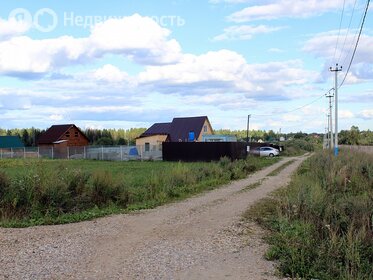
[329,64,342,156]
[326,88,334,150]
[246,114,251,145]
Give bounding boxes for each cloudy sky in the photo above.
[0,0,372,132]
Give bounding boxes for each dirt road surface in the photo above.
[0,155,308,279]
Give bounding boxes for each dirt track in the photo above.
[0,155,308,279]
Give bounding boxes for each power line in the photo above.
[338,0,359,63]
[252,92,326,118]
[333,0,347,63]
[339,0,371,88]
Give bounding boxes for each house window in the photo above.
[145,142,150,152]
[66,132,70,138]
[75,131,79,137]
[203,125,207,133]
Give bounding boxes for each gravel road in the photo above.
[0,155,308,280]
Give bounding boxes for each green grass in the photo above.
[243,150,373,280]
[0,156,278,227]
[281,139,318,156]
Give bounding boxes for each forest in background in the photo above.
[0,126,372,147]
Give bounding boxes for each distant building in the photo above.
[37,124,89,148]
[0,136,24,149]
[202,134,237,142]
[136,116,213,152]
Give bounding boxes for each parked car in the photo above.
[253,146,280,157]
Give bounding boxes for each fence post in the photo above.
[52,147,54,159]
[101,146,104,160]
[84,146,86,159]
[0,149,2,159]
[11,148,13,158]
[120,146,123,161]
[24,147,26,159]
[38,147,40,159]
[67,147,70,160]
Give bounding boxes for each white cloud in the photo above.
[282,114,302,122]
[49,114,64,121]
[359,109,373,119]
[339,110,354,119]
[303,31,373,83]
[89,15,181,64]
[228,0,354,22]
[0,14,182,77]
[303,31,373,63]
[93,64,130,83]
[138,50,317,100]
[139,50,251,86]
[213,24,284,41]
[0,18,30,40]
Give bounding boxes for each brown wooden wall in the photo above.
[59,127,89,146]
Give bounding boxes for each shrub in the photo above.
[0,171,10,199]
[282,139,315,156]
[89,171,119,206]
[248,150,373,279]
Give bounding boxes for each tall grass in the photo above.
[0,156,278,227]
[245,150,373,279]
[281,139,317,156]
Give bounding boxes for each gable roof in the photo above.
[37,124,88,144]
[140,116,211,142]
[140,122,171,137]
[0,136,24,148]
[169,116,209,142]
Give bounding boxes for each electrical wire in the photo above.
[339,0,371,88]
[251,92,327,118]
[341,1,367,68]
[338,0,359,63]
[333,0,347,63]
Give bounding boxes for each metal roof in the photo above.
[169,116,208,142]
[140,122,171,137]
[37,124,88,144]
[0,136,24,148]
[140,116,210,142]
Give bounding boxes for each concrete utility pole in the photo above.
[326,88,334,150]
[246,114,251,145]
[329,64,342,156]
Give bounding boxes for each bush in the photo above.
[0,171,10,199]
[282,139,316,156]
[90,171,119,206]
[0,156,278,226]
[254,150,373,279]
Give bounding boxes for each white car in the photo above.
[255,146,280,157]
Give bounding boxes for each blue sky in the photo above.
[0,0,372,133]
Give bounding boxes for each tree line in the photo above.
[0,127,147,147]
[0,126,371,147]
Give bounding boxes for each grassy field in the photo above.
[244,150,373,280]
[0,156,278,227]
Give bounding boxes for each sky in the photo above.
[0,0,372,133]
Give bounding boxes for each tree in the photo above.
[94,137,114,146]
[21,129,30,146]
[117,138,128,145]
